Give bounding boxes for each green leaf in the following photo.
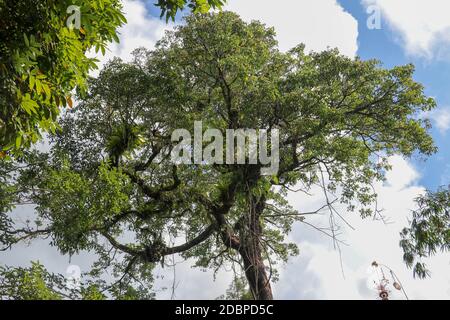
[15,135,22,148]
[29,75,35,90]
[23,33,29,47]
[42,83,51,98]
[35,79,42,94]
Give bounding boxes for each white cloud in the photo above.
[89,0,174,73]
[225,0,359,57]
[384,155,419,189]
[427,107,450,134]
[275,155,450,299]
[363,0,450,58]
[153,258,233,299]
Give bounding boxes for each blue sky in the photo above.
[338,0,450,190]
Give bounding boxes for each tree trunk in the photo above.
[238,195,273,300]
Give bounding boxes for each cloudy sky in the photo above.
[2,0,450,300]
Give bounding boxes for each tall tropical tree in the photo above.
[0,12,439,300]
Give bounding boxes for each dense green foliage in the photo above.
[156,0,225,21]
[0,0,226,156]
[0,261,154,300]
[0,262,62,300]
[0,0,127,155]
[0,12,440,299]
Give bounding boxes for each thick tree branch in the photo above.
[164,223,217,255]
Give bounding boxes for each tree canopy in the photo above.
[0,0,226,157]
[0,0,127,155]
[156,0,226,21]
[0,12,444,300]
